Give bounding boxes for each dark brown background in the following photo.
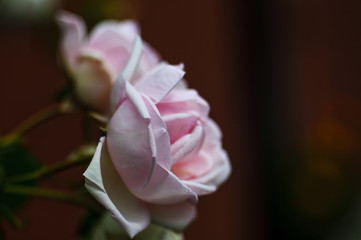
[1,0,361,239]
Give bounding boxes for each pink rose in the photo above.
[56,11,159,113]
[84,38,231,238]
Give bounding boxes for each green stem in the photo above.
[5,104,66,142]
[3,185,93,210]
[88,112,108,124]
[4,145,95,185]
[0,205,24,230]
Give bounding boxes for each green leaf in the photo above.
[0,139,41,215]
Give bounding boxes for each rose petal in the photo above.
[87,22,138,78]
[182,119,231,195]
[203,118,222,149]
[188,149,231,195]
[140,41,162,71]
[82,44,131,80]
[149,201,196,232]
[181,180,217,195]
[89,20,140,47]
[107,89,155,191]
[172,151,212,180]
[110,37,143,112]
[170,124,204,165]
[89,20,160,79]
[55,11,86,72]
[134,163,198,204]
[162,113,199,144]
[114,36,143,83]
[157,89,209,119]
[142,95,172,170]
[134,63,185,103]
[84,138,150,238]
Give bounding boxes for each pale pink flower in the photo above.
[56,11,159,113]
[84,40,231,238]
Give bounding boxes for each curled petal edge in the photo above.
[84,138,151,238]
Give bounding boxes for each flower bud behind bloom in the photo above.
[56,11,160,113]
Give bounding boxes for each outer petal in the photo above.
[83,138,150,238]
[55,11,86,72]
[89,20,140,46]
[149,201,197,232]
[107,92,155,191]
[134,63,185,104]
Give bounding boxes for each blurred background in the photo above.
[1,0,361,239]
